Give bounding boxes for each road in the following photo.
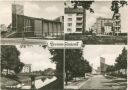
[80,75,126,90]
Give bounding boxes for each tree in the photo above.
[71,1,94,34]
[65,49,92,82]
[106,65,115,74]
[111,0,127,14]
[115,47,127,70]
[49,49,64,88]
[1,45,24,74]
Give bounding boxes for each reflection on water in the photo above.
[4,76,57,90]
[35,76,57,89]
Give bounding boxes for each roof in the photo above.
[16,14,62,23]
[65,8,83,14]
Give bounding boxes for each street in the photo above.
[80,75,126,90]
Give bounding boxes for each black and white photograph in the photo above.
[0,0,128,90]
[0,1,64,44]
[1,45,64,90]
[64,1,128,44]
[64,45,127,90]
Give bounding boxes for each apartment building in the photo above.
[64,8,83,33]
[21,64,31,73]
[92,17,113,35]
[112,13,121,34]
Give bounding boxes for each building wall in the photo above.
[93,17,113,35]
[100,57,106,74]
[113,13,121,34]
[64,8,83,34]
[11,14,63,38]
[64,13,78,33]
[34,19,43,37]
[21,64,31,73]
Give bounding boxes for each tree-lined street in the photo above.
[80,75,126,89]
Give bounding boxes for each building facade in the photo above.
[64,8,83,33]
[11,14,64,38]
[92,15,121,35]
[21,64,31,73]
[100,57,109,74]
[92,17,113,35]
[112,13,121,34]
[9,4,64,38]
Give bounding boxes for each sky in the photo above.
[0,1,64,26]
[83,45,127,70]
[16,45,56,71]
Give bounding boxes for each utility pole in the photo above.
[82,8,86,35]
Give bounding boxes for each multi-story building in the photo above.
[21,64,31,73]
[112,13,121,34]
[92,17,113,35]
[92,14,121,35]
[64,8,83,33]
[100,57,109,74]
[7,4,64,38]
[100,57,105,74]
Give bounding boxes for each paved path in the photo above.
[80,75,126,89]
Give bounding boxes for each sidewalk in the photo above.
[64,77,89,89]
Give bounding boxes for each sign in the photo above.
[47,40,83,49]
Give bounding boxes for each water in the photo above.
[14,76,57,89]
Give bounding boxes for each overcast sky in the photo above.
[83,45,127,70]
[16,45,56,71]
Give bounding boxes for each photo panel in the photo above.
[64,45,127,90]
[1,45,64,90]
[0,1,64,45]
[64,1,128,45]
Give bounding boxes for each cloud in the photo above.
[24,2,41,18]
[17,46,56,71]
[45,6,59,13]
[0,2,11,26]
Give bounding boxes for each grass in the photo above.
[65,34,127,44]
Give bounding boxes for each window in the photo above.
[76,28,82,32]
[67,28,71,32]
[76,17,82,21]
[76,23,82,26]
[77,13,82,16]
[68,18,72,21]
[68,23,72,27]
